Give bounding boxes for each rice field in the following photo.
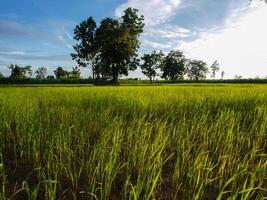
[0,84,266,200]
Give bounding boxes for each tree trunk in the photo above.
[92,66,95,80]
[112,65,118,83]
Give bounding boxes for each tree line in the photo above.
[0,65,82,80]
[70,7,223,83]
[139,51,223,83]
[0,58,224,83]
[0,7,224,83]
[1,2,266,83]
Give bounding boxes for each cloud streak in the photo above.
[144,24,192,39]
[0,19,74,49]
[0,51,72,61]
[142,39,172,49]
[0,19,75,72]
[0,20,39,38]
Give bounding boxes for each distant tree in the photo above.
[0,72,4,79]
[160,50,187,81]
[210,60,220,79]
[187,60,209,81]
[35,67,47,80]
[221,71,225,79]
[8,64,32,79]
[140,51,163,83]
[69,66,81,80]
[234,75,242,79]
[47,75,55,80]
[54,67,69,79]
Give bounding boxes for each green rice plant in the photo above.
[22,180,40,200]
[43,178,57,200]
[0,163,5,200]
[0,84,266,199]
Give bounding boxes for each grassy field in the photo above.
[0,84,266,200]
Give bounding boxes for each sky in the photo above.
[0,0,266,79]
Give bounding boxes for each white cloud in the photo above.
[0,51,26,56]
[142,39,172,49]
[144,24,192,39]
[54,27,74,49]
[116,0,189,50]
[178,1,267,78]
[57,34,73,49]
[115,0,182,26]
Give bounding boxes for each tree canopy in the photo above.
[53,66,81,80]
[69,66,81,80]
[71,17,97,78]
[140,51,164,83]
[8,64,32,79]
[35,67,47,80]
[72,7,144,83]
[160,50,187,81]
[187,60,209,81]
[54,67,69,79]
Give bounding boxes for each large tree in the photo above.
[140,51,163,83]
[72,7,144,83]
[71,17,97,79]
[187,60,209,81]
[160,50,187,81]
[96,8,144,82]
[0,72,4,79]
[9,64,32,79]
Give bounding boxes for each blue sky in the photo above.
[0,0,266,78]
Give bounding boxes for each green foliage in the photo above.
[160,50,187,81]
[46,75,55,80]
[72,7,144,82]
[71,17,97,78]
[69,66,81,80]
[53,67,69,79]
[8,64,32,79]
[0,73,4,79]
[187,60,209,81]
[0,85,266,199]
[53,66,81,80]
[140,51,163,83]
[35,67,47,80]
